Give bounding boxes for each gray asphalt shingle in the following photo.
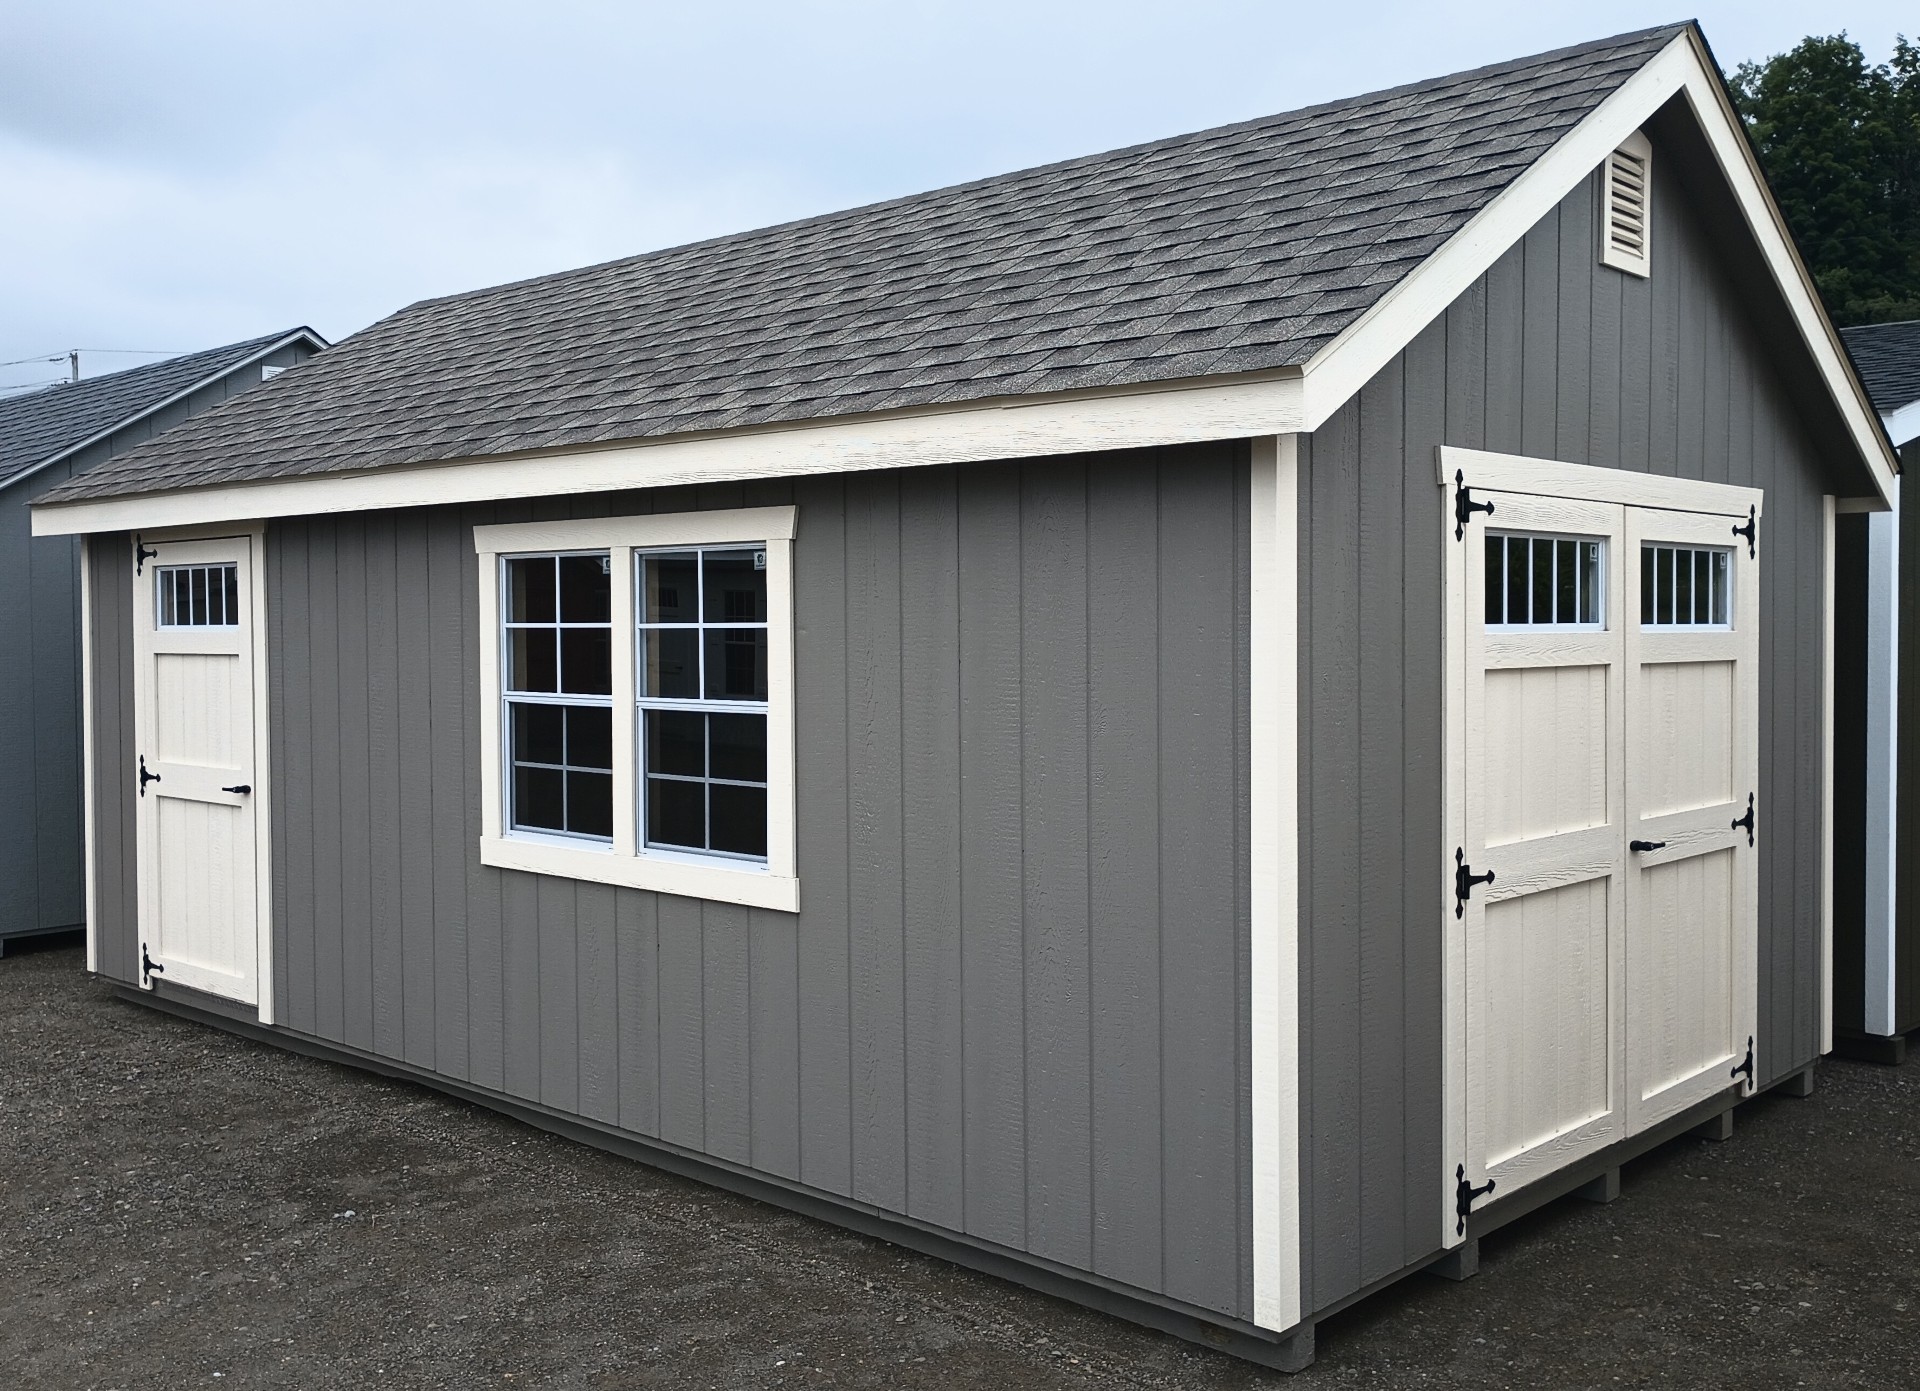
[1842,320,1920,416]
[0,331,309,484]
[41,25,1685,505]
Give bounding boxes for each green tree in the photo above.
[1729,34,1920,325]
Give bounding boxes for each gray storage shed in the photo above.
[1833,319,1920,1060]
[30,25,1898,1370]
[0,330,324,953]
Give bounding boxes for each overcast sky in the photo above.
[1,2,1909,392]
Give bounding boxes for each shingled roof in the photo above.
[1841,320,1920,417]
[42,24,1686,505]
[1,330,319,490]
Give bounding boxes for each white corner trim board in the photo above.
[1249,435,1303,1333]
[1299,31,1897,504]
[1862,488,1898,1037]
[32,372,1307,536]
[81,536,99,975]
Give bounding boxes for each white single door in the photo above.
[1459,493,1629,1213]
[1623,506,1760,1128]
[133,536,262,1004]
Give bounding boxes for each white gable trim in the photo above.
[1298,30,1898,505]
[1,330,328,496]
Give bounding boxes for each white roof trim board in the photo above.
[1886,399,1920,448]
[30,29,1895,537]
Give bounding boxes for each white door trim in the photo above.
[130,522,275,1024]
[1862,488,1898,1038]
[1249,434,1302,1332]
[1440,447,1764,1246]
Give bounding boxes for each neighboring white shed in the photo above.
[1835,320,1920,1060]
[0,330,326,953]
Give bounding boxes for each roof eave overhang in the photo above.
[1296,28,1900,507]
[2,329,330,497]
[31,364,1307,536]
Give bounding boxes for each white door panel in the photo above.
[133,535,264,1005]
[1623,505,1760,1128]
[1459,492,1628,1209]
[1450,480,1760,1236]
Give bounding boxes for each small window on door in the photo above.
[156,564,241,627]
[1485,533,1606,630]
[1640,544,1732,628]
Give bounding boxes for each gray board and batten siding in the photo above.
[1,336,318,946]
[82,109,1856,1340]
[91,450,1260,1327]
[1296,114,1848,1312]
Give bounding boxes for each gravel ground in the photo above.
[3,940,1917,1389]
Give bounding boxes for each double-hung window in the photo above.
[475,507,798,912]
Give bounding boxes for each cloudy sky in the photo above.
[1,2,1909,392]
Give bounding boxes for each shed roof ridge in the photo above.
[403,22,1692,317]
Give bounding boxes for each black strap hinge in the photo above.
[1732,793,1755,847]
[1456,1163,1496,1235]
[140,944,165,984]
[135,536,159,575]
[138,755,161,797]
[1732,505,1756,558]
[1731,1035,1754,1090]
[1454,847,1495,918]
[1454,470,1496,541]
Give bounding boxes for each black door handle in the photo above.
[1630,839,1666,852]
[221,784,252,795]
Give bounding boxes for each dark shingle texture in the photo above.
[1842,320,1920,416]
[43,25,1684,504]
[0,332,307,484]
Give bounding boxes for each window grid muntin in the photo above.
[506,700,614,842]
[1484,531,1607,631]
[156,563,241,628]
[636,545,770,862]
[499,550,615,842]
[1640,543,1733,629]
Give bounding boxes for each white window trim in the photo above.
[473,506,800,913]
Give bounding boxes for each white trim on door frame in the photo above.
[1249,435,1303,1333]
[132,521,277,1024]
[81,536,98,974]
[1439,446,1765,1247]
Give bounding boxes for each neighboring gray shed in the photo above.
[30,25,1898,1371]
[1834,318,1920,1061]
[0,330,324,953]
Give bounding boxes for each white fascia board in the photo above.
[1885,399,1920,449]
[1298,31,1900,507]
[31,370,1304,536]
[1,330,328,496]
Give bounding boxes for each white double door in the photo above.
[132,533,266,1005]
[1455,483,1759,1217]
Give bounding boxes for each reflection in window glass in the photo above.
[1640,544,1732,627]
[502,551,614,841]
[636,546,770,860]
[1484,533,1605,627]
[157,563,241,627]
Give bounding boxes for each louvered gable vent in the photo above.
[1601,130,1652,277]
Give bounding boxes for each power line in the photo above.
[0,353,63,369]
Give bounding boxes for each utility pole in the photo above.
[68,350,78,383]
